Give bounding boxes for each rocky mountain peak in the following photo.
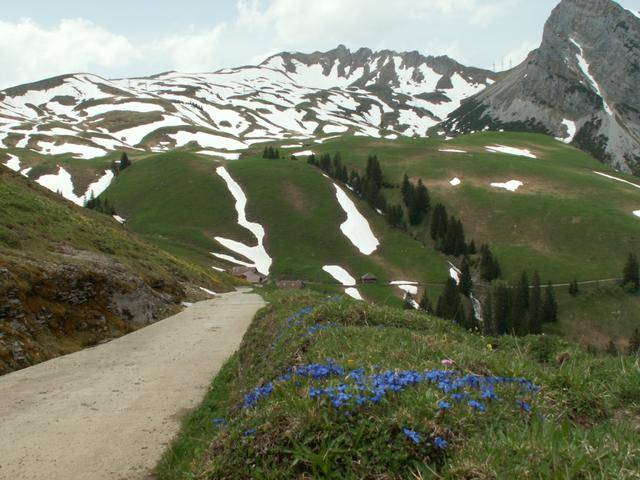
[443,0,640,174]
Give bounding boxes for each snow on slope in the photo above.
[213,166,272,275]
[322,265,363,301]
[559,119,577,144]
[593,171,640,189]
[36,167,114,206]
[485,145,537,159]
[569,38,613,116]
[333,183,380,255]
[490,180,524,192]
[323,265,357,286]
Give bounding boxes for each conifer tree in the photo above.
[492,282,511,334]
[511,272,529,335]
[320,154,331,174]
[401,174,412,206]
[419,290,433,313]
[622,253,639,293]
[119,152,131,171]
[387,204,405,229]
[307,154,317,165]
[542,282,558,323]
[459,257,473,297]
[468,240,477,255]
[483,292,495,335]
[333,153,343,180]
[430,204,446,240]
[436,278,463,324]
[529,271,543,334]
[365,155,383,189]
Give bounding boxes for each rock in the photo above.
[444,0,640,174]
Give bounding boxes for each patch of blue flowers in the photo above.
[243,360,540,417]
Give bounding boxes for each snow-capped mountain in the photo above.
[442,0,640,174]
[0,46,496,162]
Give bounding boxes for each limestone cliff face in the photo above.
[443,0,640,174]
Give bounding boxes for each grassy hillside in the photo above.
[156,291,640,479]
[0,167,235,373]
[98,131,640,343]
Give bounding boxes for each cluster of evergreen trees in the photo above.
[262,147,281,159]
[432,257,477,331]
[308,153,388,213]
[483,272,558,336]
[479,245,501,282]
[85,193,116,215]
[430,204,475,257]
[400,175,430,226]
[111,152,132,176]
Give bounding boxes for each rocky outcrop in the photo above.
[442,0,640,174]
[0,253,184,374]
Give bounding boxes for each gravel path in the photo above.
[0,290,264,480]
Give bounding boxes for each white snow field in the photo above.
[84,102,164,117]
[322,265,363,300]
[485,145,537,159]
[569,39,613,116]
[593,171,640,190]
[213,166,272,275]
[38,141,108,160]
[449,177,462,186]
[3,154,21,171]
[291,150,315,157]
[36,168,114,206]
[115,116,186,146]
[390,281,418,296]
[113,215,126,224]
[448,263,461,284]
[490,180,524,192]
[439,149,467,154]
[558,119,577,144]
[170,131,247,150]
[333,184,380,255]
[197,150,241,160]
[323,266,357,286]
[633,210,640,218]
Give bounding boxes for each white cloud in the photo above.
[0,18,139,87]
[150,24,228,73]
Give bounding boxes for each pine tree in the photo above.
[459,257,473,297]
[483,292,495,335]
[468,240,477,255]
[430,204,445,240]
[542,282,558,323]
[307,154,317,165]
[366,155,383,190]
[119,152,131,171]
[511,272,529,335]
[529,271,543,334]
[436,278,463,324]
[628,328,640,355]
[387,204,405,229]
[262,147,269,159]
[419,290,433,313]
[401,174,412,206]
[320,154,331,174]
[332,153,343,180]
[407,179,430,225]
[492,282,511,334]
[622,253,639,293]
[480,245,501,282]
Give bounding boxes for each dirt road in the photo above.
[0,290,264,480]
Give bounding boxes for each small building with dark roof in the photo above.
[360,273,378,284]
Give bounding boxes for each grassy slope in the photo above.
[306,132,640,283]
[156,291,640,479]
[0,167,234,292]
[102,150,449,305]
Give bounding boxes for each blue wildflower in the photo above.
[437,400,452,410]
[468,400,487,412]
[516,400,532,412]
[434,437,448,449]
[403,428,422,445]
[481,388,498,401]
[243,428,257,437]
[212,418,226,428]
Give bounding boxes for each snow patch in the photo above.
[485,145,536,158]
[344,287,364,301]
[569,38,613,116]
[170,131,247,150]
[323,265,356,286]
[36,167,114,206]
[85,102,164,117]
[593,171,640,190]
[633,210,640,218]
[211,266,226,272]
[3,154,21,172]
[333,183,379,255]
[213,166,272,275]
[198,150,241,160]
[490,180,523,192]
[199,287,216,296]
[113,215,126,224]
[450,177,462,186]
[558,119,577,144]
[439,149,467,154]
[291,150,314,157]
[38,141,108,159]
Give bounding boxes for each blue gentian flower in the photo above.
[437,400,452,410]
[403,428,422,444]
[434,437,448,449]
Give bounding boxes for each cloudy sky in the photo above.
[1,0,638,88]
